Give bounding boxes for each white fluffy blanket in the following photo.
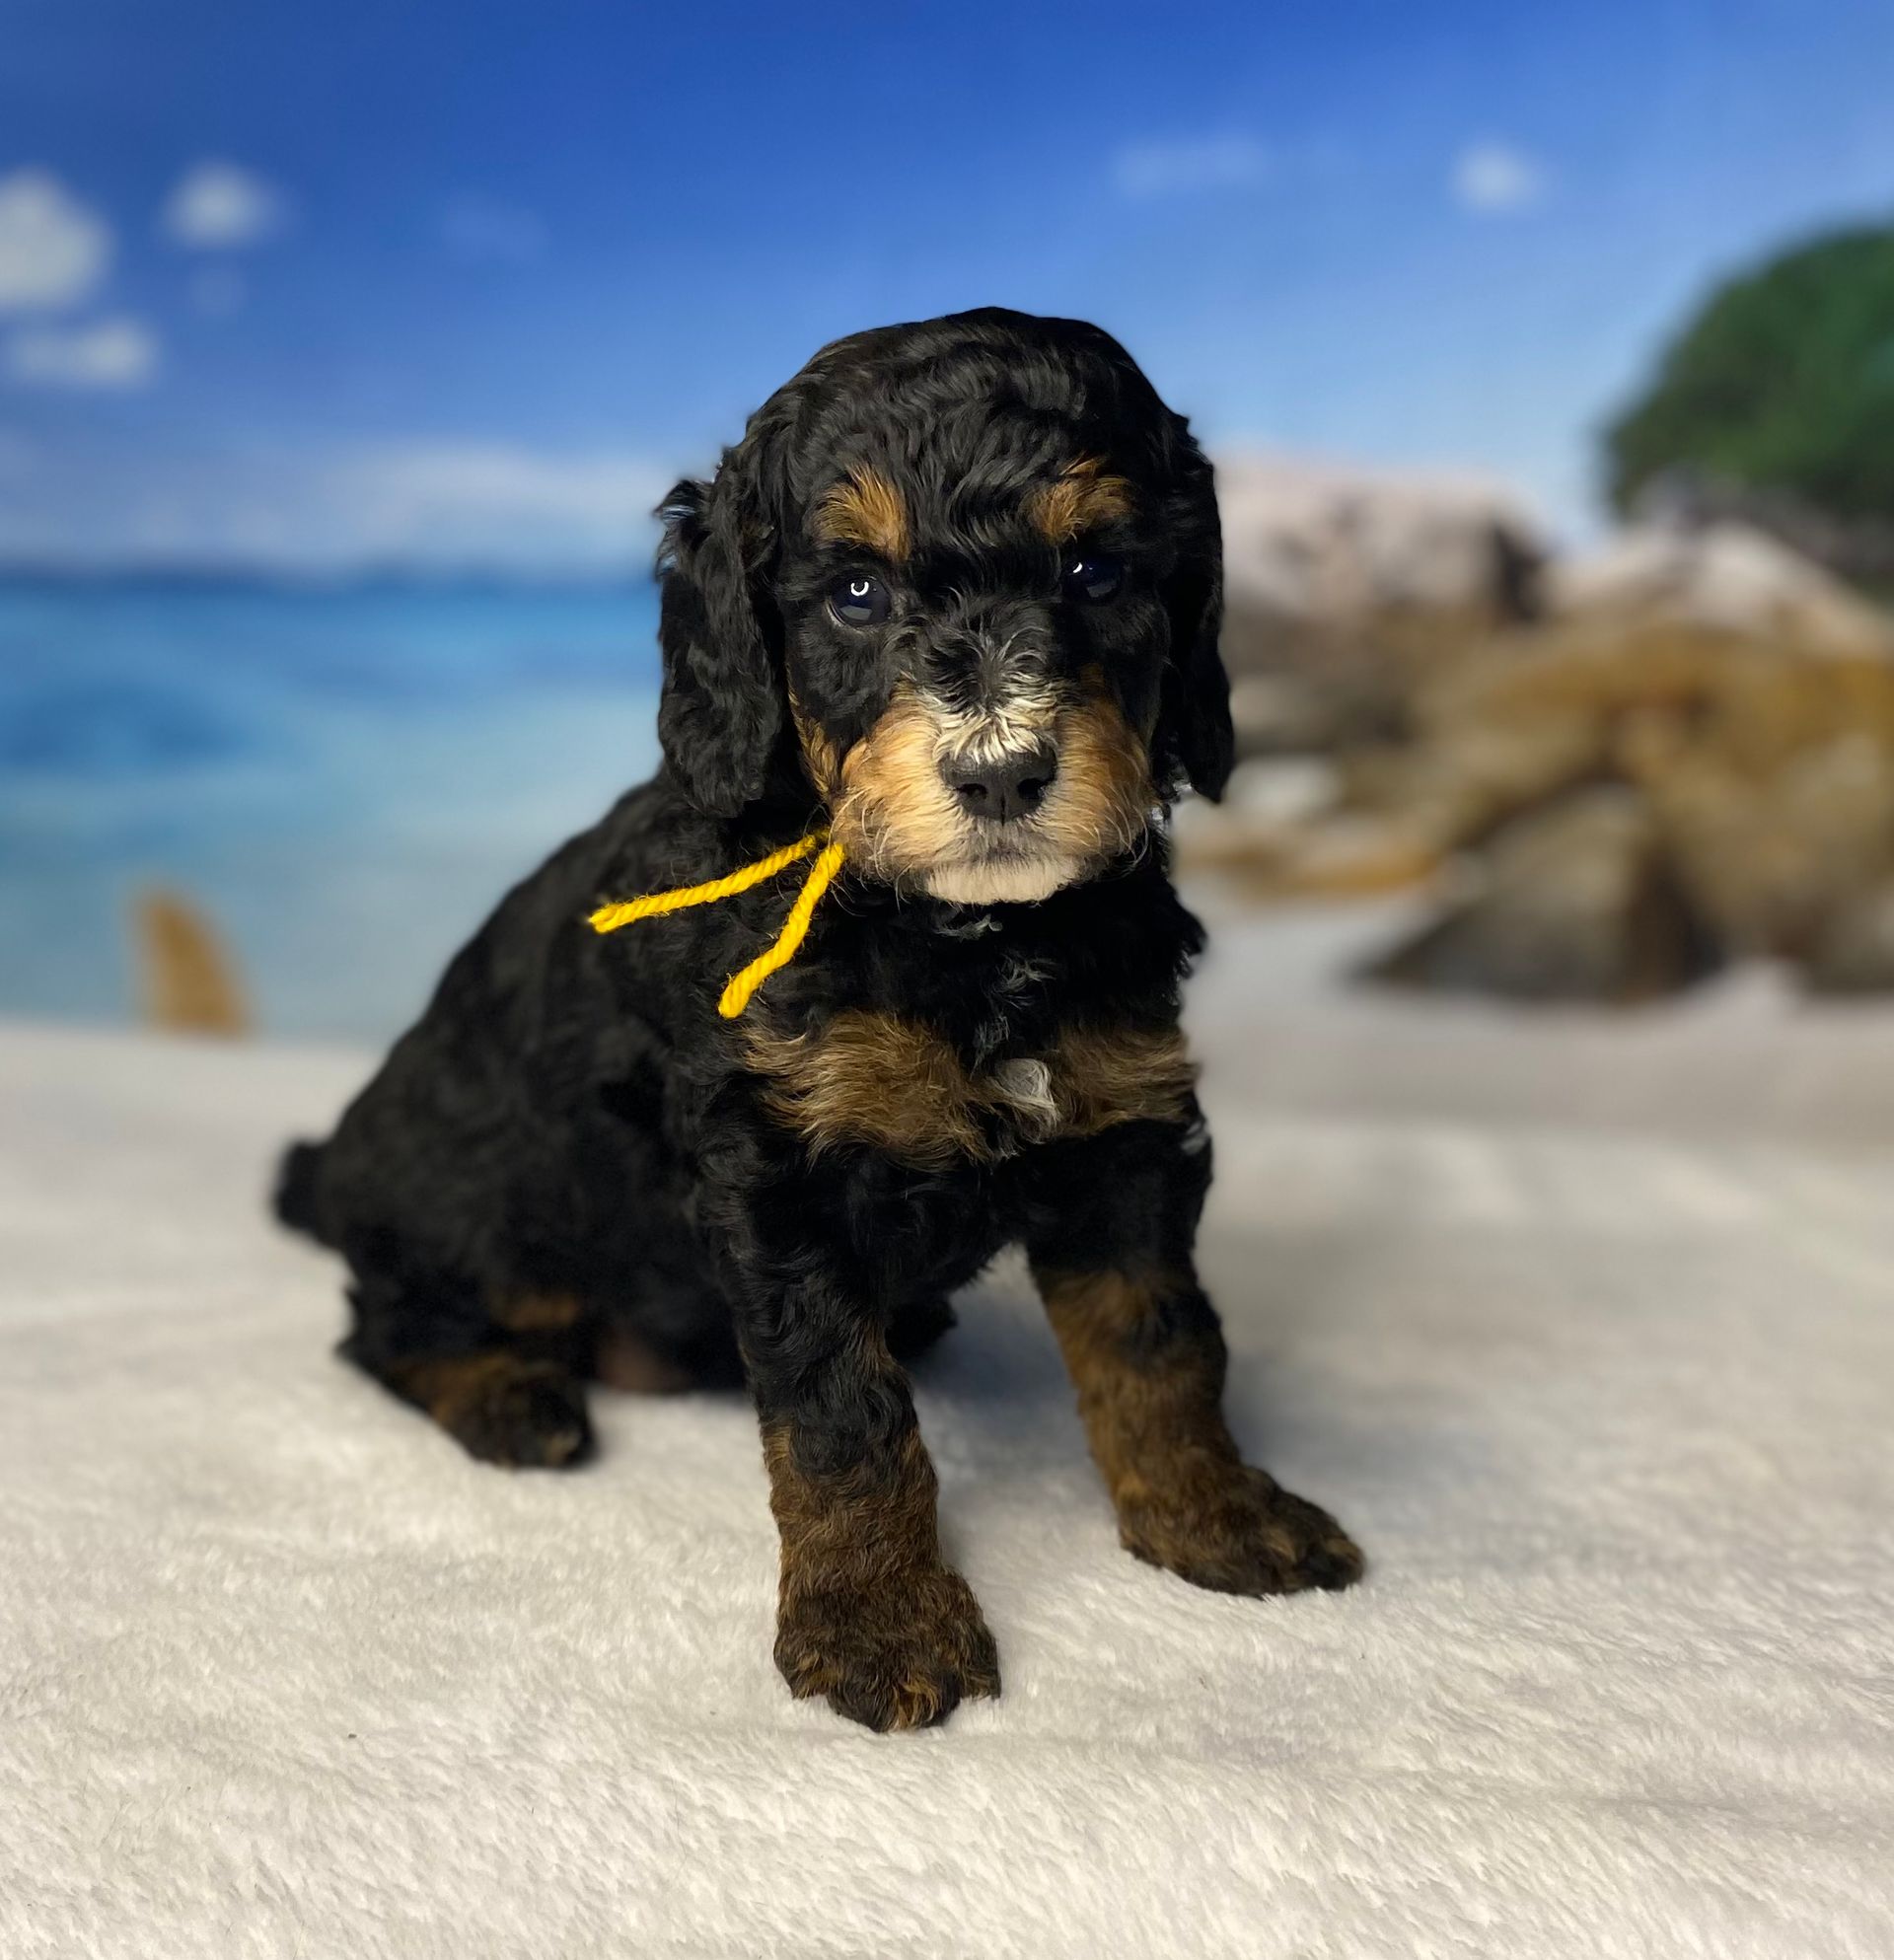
[3,964,1891,1958]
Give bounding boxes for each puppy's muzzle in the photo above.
[942,742,1058,825]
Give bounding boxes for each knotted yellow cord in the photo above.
[586,829,845,1018]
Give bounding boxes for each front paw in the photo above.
[1119,1466,1363,1597]
[775,1564,1001,1732]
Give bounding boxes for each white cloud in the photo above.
[0,437,673,568]
[7,317,159,390]
[162,161,287,249]
[1114,135,1271,200]
[334,443,668,557]
[1452,141,1546,214]
[0,170,112,314]
[442,197,547,265]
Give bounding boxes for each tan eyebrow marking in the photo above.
[814,466,911,560]
[1027,455,1134,544]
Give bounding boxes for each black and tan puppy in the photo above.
[275,308,1361,1731]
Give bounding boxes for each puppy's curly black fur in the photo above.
[275,308,1360,1731]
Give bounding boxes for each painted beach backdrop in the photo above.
[6,0,1894,1036]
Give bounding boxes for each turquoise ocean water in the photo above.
[0,578,663,1040]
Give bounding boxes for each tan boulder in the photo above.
[1214,452,1544,754]
[134,890,250,1038]
[1547,521,1894,661]
[1351,525,1894,875]
[1641,733,1894,957]
[1364,786,1716,1004]
[1805,876,1894,994]
[1193,519,1894,993]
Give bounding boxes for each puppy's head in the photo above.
[656,308,1230,904]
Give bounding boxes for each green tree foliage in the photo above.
[1607,225,1894,520]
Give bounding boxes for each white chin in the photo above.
[922,856,1083,906]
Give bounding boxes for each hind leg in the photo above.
[339,1250,595,1469]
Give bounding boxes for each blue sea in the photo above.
[0,577,664,1040]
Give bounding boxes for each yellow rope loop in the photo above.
[716,840,845,1019]
[587,830,825,934]
[585,827,843,1017]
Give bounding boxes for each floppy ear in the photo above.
[1153,434,1234,802]
[655,448,784,817]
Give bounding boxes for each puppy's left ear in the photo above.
[655,437,785,817]
[1153,431,1234,802]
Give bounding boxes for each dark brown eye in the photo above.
[830,573,891,627]
[1062,551,1125,604]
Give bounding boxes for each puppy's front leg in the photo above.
[1027,1122,1363,1597]
[733,1252,998,1731]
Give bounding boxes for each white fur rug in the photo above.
[3,977,1892,1958]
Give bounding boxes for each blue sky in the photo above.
[2,0,1891,568]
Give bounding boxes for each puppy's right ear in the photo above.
[655,450,784,817]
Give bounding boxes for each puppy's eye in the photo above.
[1062,551,1125,604]
[830,573,892,628]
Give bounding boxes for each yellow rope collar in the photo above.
[587,829,845,1018]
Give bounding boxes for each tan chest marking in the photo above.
[741,1010,1196,1168]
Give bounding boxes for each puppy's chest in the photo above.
[740,961,1195,1169]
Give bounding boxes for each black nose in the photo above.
[943,743,1058,824]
